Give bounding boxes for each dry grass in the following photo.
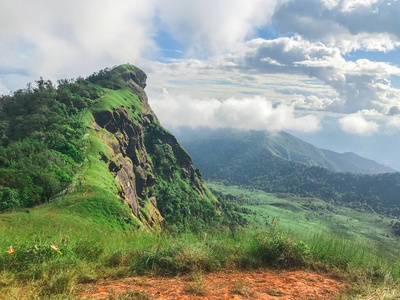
[185,272,207,296]
[230,278,257,298]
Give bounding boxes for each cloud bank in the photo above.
[150,95,321,132]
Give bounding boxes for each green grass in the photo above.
[1,200,400,299]
[206,181,400,297]
[1,180,400,298]
[92,88,143,121]
[207,181,400,258]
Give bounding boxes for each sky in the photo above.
[1,0,400,169]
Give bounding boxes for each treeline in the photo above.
[0,77,101,210]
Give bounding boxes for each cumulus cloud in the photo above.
[155,0,288,55]
[145,35,400,120]
[150,95,321,132]
[274,0,400,52]
[339,113,379,135]
[231,36,400,113]
[0,0,290,83]
[321,0,381,11]
[0,0,157,79]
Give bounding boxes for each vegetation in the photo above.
[181,130,400,217]
[143,123,220,227]
[1,65,400,299]
[1,198,399,299]
[0,77,102,210]
[0,64,219,228]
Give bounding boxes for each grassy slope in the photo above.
[0,87,150,298]
[0,88,143,248]
[0,81,219,298]
[207,181,400,274]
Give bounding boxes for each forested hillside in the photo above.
[0,77,100,210]
[177,129,395,174]
[0,65,221,228]
[181,130,400,217]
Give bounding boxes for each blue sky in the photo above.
[1,0,400,169]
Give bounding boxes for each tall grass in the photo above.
[1,220,399,298]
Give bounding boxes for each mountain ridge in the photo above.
[177,128,400,217]
[176,128,395,174]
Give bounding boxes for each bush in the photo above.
[0,187,21,211]
[252,229,311,268]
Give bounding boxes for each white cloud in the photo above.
[388,115,400,129]
[321,0,382,12]
[288,94,341,110]
[274,0,400,52]
[338,0,381,12]
[0,0,157,79]
[144,35,400,119]
[155,0,288,55]
[231,36,400,113]
[144,58,336,106]
[150,95,321,132]
[339,113,379,135]
[0,0,290,88]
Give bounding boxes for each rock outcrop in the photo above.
[90,65,216,228]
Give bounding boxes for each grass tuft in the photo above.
[231,279,257,298]
[185,272,207,296]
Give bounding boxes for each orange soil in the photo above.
[79,270,345,299]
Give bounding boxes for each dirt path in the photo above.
[79,270,345,299]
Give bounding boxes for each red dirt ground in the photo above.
[79,270,345,299]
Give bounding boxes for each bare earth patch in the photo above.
[79,270,345,299]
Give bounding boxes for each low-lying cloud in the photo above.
[338,113,379,135]
[150,95,321,132]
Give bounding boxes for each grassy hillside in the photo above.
[207,182,400,258]
[1,180,400,298]
[0,65,221,228]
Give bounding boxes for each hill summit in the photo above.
[0,65,219,228]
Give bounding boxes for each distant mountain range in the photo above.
[176,128,400,217]
[176,129,395,174]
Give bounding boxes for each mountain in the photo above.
[177,128,400,217]
[320,149,396,174]
[176,128,395,174]
[0,65,219,228]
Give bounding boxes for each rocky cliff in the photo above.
[87,65,218,228]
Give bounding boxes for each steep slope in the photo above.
[0,65,219,228]
[87,66,218,226]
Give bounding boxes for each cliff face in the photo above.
[89,65,217,228]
